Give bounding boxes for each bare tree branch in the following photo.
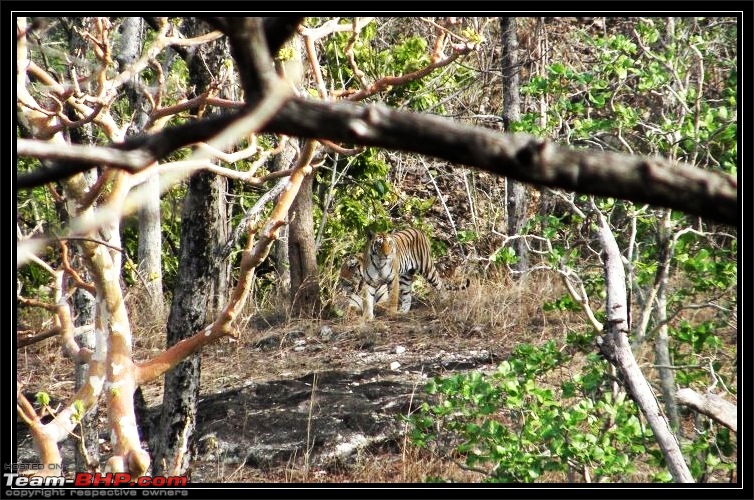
[265,100,737,226]
[16,386,63,477]
[17,138,153,172]
[17,97,737,226]
[17,326,63,348]
[135,139,317,384]
[676,388,737,432]
[18,14,737,227]
[594,200,694,483]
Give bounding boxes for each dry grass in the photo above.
[216,444,487,484]
[16,269,581,425]
[17,337,77,403]
[15,269,737,484]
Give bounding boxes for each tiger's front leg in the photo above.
[363,284,377,321]
[387,274,400,316]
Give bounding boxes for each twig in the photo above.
[17,326,63,348]
[421,158,465,257]
[304,373,318,479]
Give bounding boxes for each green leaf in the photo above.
[550,62,567,75]
[491,246,518,265]
[705,453,721,467]
[457,230,478,243]
[561,381,577,398]
[36,392,51,406]
[654,470,673,483]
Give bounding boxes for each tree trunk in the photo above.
[72,249,98,473]
[137,175,164,317]
[151,172,219,477]
[151,19,231,476]
[117,17,164,318]
[654,212,680,434]
[71,171,99,473]
[183,19,232,321]
[117,18,164,451]
[278,35,320,317]
[64,18,100,470]
[288,171,321,317]
[593,203,693,483]
[206,174,229,320]
[655,270,680,434]
[272,139,296,295]
[632,211,681,433]
[500,17,529,272]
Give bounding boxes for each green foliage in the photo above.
[674,245,737,293]
[565,329,595,350]
[322,19,473,112]
[428,238,448,259]
[312,18,480,282]
[400,194,435,220]
[456,230,478,244]
[406,341,655,483]
[119,186,183,294]
[277,46,295,62]
[512,15,737,404]
[315,144,448,267]
[164,56,189,107]
[460,28,483,45]
[543,294,581,312]
[490,246,517,266]
[647,418,736,482]
[72,400,86,424]
[518,18,737,174]
[314,147,394,257]
[16,155,64,296]
[35,392,51,407]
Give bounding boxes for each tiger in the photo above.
[360,227,468,320]
[337,253,389,315]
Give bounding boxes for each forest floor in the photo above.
[138,272,570,484]
[16,271,733,485]
[17,272,588,484]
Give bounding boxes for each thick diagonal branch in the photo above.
[19,99,736,226]
[594,203,694,483]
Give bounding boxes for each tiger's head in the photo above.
[339,254,364,294]
[368,232,396,259]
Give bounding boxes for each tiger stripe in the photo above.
[360,227,467,320]
[338,254,388,315]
